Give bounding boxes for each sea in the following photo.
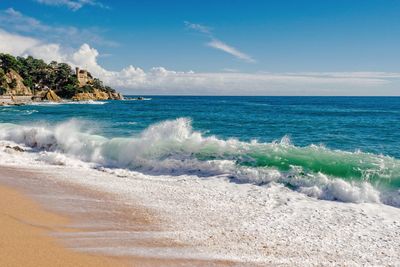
[0,96,399,207]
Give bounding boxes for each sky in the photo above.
[0,0,399,95]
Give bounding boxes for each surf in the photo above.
[0,118,399,206]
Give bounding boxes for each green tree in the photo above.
[0,53,117,99]
[0,86,6,95]
[92,78,104,89]
[0,54,21,72]
[105,86,115,93]
[16,56,48,89]
[0,68,5,84]
[8,78,17,89]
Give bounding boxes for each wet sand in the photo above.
[0,184,130,266]
[0,166,234,266]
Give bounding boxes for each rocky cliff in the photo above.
[43,90,62,102]
[1,70,32,96]
[71,89,123,101]
[0,53,123,104]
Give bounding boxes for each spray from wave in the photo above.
[0,118,399,206]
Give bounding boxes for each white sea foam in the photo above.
[29,101,62,106]
[22,110,39,115]
[0,108,39,114]
[0,145,398,265]
[126,97,152,101]
[0,118,398,206]
[65,100,107,105]
[30,100,107,106]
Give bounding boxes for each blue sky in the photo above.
[0,0,400,95]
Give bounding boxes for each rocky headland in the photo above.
[0,53,123,105]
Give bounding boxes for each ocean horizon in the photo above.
[1,0,400,265]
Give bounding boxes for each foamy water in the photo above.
[0,118,399,207]
[0,96,399,264]
[0,139,399,265]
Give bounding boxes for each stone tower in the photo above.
[75,67,93,87]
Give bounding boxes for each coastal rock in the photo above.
[72,89,107,101]
[0,54,123,103]
[2,70,32,96]
[93,89,110,100]
[43,90,61,102]
[5,145,25,152]
[0,54,123,102]
[112,92,124,100]
[106,91,123,100]
[72,88,124,101]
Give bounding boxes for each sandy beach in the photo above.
[0,155,399,266]
[0,184,128,266]
[0,166,235,266]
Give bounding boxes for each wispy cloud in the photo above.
[0,8,117,46]
[35,0,108,11]
[207,39,255,63]
[184,21,211,34]
[185,21,255,63]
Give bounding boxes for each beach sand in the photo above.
[0,184,129,266]
[1,150,398,266]
[0,167,234,267]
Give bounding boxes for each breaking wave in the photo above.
[0,118,399,206]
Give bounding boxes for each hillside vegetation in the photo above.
[0,53,122,100]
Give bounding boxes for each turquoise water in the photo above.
[1,96,399,156]
[0,96,399,205]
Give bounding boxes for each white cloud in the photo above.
[0,8,116,47]
[0,28,39,55]
[28,44,67,63]
[1,28,399,96]
[35,0,107,11]
[184,21,211,34]
[0,29,68,63]
[207,39,255,63]
[58,43,398,95]
[1,8,46,32]
[185,21,255,63]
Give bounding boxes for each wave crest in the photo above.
[0,118,399,206]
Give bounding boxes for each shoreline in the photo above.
[0,97,114,106]
[0,138,399,265]
[0,165,235,266]
[0,184,129,266]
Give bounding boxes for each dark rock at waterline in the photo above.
[5,145,25,152]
